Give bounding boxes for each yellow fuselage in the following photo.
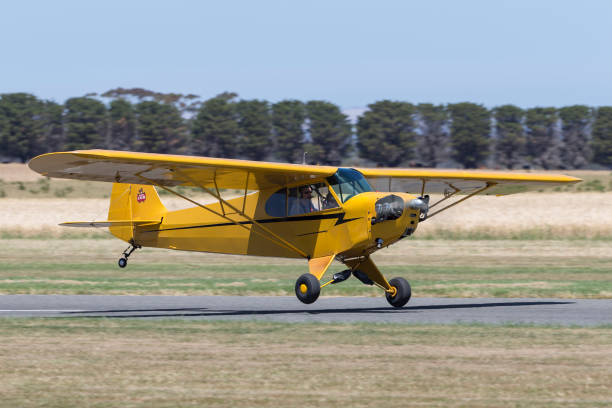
[124,183,420,261]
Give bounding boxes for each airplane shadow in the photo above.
[60,300,574,319]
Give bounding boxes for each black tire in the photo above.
[385,277,411,308]
[294,273,321,304]
[118,257,127,268]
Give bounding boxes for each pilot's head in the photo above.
[299,185,313,198]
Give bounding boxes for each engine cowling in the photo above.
[371,194,404,224]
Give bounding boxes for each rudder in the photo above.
[108,183,166,242]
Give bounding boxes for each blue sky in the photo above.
[1,0,611,110]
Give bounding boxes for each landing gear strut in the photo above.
[118,242,141,268]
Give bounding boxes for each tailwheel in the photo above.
[118,257,128,268]
[117,242,140,269]
[385,277,412,308]
[295,273,321,304]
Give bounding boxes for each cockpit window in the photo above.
[265,183,339,217]
[327,168,373,203]
[288,182,338,216]
[265,188,287,217]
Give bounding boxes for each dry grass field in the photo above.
[0,319,610,408]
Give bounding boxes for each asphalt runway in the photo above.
[0,295,610,326]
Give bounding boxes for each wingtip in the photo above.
[559,175,583,184]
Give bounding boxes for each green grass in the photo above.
[0,317,610,340]
[0,261,610,298]
[556,171,612,192]
[0,177,240,199]
[1,238,610,298]
[0,229,110,239]
[416,228,612,240]
[0,178,111,198]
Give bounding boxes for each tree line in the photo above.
[0,88,611,169]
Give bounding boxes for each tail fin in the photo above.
[108,183,166,242]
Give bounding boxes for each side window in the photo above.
[265,188,287,217]
[288,183,338,216]
[316,183,339,210]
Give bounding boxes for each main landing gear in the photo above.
[353,271,411,307]
[295,273,320,304]
[118,242,141,268]
[293,268,411,308]
[385,277,411,308]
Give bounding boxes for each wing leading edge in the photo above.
[358,168,581,195]
[28,150,338,190]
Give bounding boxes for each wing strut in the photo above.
[425,183,494,220]
[242,171,250,213]
[136,174,308,259]
[428,184,460,210]
[213,176,225,215]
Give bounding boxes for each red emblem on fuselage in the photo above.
[136,188,146,203]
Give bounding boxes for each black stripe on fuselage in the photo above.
[145,212,360,233]
[296,230,328,237]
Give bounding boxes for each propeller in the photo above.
[408,195,429,220]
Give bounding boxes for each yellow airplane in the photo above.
[28,150,581,307]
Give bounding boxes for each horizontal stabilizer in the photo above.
[60,220,161,228]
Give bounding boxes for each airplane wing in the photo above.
[28,150,338,190]
[29,150,581,195]
[357,168,581,196]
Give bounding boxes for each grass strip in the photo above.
[0,318,610,408]
[0,263,610,298]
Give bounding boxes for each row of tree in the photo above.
[358,102,612,169]
[0,88,611,169]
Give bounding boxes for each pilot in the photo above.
[290,185,318,215]
[322,191,337,209]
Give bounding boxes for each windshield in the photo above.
[326,168,373,203]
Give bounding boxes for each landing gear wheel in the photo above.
[117,242,140,268]
[295,273,321,304]
[385,277,411,308]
